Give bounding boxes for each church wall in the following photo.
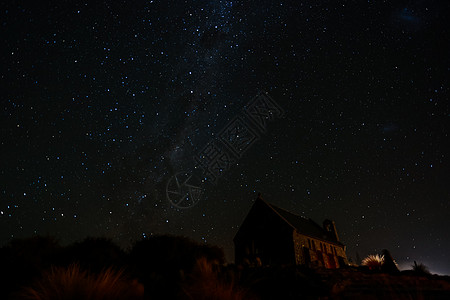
[293,230,347,268]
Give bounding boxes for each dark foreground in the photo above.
[1,236,449,299]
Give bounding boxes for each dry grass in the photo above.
[14,264,144,300]
[362,254,384,271]
[181,257,256,300]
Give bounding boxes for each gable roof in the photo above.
[259,198,344,246]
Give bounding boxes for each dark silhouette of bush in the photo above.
[59,237,126,273]
[128,235,225,299]
[381,249,400,274]
[0,236,61,298]
[412,261,431,276]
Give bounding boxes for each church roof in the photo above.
[260,198,344,246]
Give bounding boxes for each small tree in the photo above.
[381,249,400,274]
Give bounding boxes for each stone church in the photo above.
[234,196,348,268]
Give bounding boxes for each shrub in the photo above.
[412,261,431,276]
[0,236,61,297]
[60,237,126,272]
[128,235,226,299]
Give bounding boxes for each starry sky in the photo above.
[1,1,449,274]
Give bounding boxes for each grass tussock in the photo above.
[181,257,255,300]
[362,254,384,271]
[14,264,144,300]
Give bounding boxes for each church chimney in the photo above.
[323,219,340,242]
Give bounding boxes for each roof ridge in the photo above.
[257,198,300,231]
[259,198,309,220]
[256,198,343,246]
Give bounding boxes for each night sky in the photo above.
[1,1,449,274]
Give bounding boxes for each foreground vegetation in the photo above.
[1,235,449,299]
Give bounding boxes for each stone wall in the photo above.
[293,230,347,268]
